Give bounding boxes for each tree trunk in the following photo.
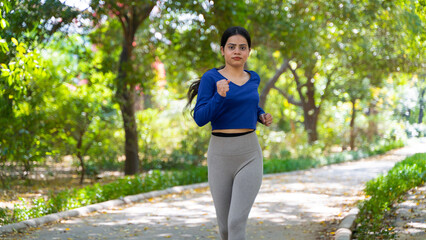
[302,105,319,143]
[274,61,331,144]
[110,3,155,175]
[367,102,378,142]
[120,88,139,175]
[77,153,85,185]
[349,98,357,150]
[418,88,425,124]
[0,158,5,188]
[259,60,289,108]
[117,42,140,175]
[302,69,320,144]
[77,132,85,185]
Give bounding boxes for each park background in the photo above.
[0,0,425,233]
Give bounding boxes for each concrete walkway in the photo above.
[3,138,425,240]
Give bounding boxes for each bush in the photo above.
[263,139,400,175]
[366,139,405,155]
[353,153,426,239]
[0,207,13,226]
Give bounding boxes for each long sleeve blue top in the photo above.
[193,68,265,130]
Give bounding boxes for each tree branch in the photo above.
[287,62,306,106]
[272,86,303,106]
[318,67,337,111]
[259,58,290,108]
[135,3,156,29]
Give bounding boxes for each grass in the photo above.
[263,150,370,174]
[263,139,404,174]
[353,152,426,239]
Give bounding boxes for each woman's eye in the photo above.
[241,46,246,50]
[229,46,235,50]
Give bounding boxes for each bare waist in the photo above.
[212,128,254,133]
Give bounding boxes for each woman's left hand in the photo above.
[260,113,273,127]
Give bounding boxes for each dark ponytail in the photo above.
[185,79,201,116]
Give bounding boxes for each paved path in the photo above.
[3,138,425,240]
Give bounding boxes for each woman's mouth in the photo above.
[232,57,242,60]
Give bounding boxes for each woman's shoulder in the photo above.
[246,70,261,81]
[201,68,220,81]
[203,68,215,76]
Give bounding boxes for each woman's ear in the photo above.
[220,46,224,56]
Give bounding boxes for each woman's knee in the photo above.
[228,216,245,237]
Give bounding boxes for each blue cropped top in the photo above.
[193,68,265,130]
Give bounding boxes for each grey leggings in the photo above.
[207,131,263,240]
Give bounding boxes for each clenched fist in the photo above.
[217,79,231,97]
[259,113,273,127]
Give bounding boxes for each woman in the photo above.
[187,26,272,240]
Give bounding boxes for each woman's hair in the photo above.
[221,26,251,49]
[185,26,251,115]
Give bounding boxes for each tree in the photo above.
[1,0,79,63]
[252,0,424,144]
[89,0,158,175]
[0,0,83,183]
[251,0,357,143]
[89,0,251,174]
[42,33,119,184]
[0,35,52,181]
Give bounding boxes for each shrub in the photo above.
[353,153,426,239]
[0,207,13,226]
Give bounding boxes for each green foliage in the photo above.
[171,124,210,168]
[134,94,211,170]
[263,140,400,174]
[354,153,426,239]
[1,0,79,63]
[263,158,317,174]
[0,207,13,225]
[0,37,53,178]
[10,167,208,223]
[31,32,122,182]
[0,1,10,53]
[366,139,405,155]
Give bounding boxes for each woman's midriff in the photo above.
[212,128,254,133]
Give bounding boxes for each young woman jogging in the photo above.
[187,26,272,240]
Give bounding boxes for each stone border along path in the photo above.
[1,138,425,240]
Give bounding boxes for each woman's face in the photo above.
[221,34,251,68]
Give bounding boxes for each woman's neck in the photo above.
[220,65,245,78]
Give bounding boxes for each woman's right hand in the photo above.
[217,79,231,97]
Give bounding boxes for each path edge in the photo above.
[335,207,359,240]
[0,182,209,235]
